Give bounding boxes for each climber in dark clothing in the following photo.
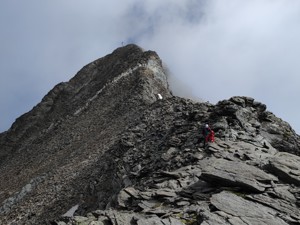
[202,124,215,147]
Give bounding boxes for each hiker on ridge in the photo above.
[202,124,215,147]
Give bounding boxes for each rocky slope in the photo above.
[0,45,300,225]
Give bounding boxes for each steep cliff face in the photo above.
[0,44,171,224]
[0,45,300,225]
[0,44,169,158]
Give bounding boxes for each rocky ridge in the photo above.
[0,45,300,225]
[0,44,171,224]
[54,96,300,225]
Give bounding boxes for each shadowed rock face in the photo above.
[0,45,300,225]
[0,44,171,224]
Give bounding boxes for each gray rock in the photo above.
[162,217,185,225]
[155,189,177,198]
[267,185,297,203]
[161,147,179,161]
[107,211,136,225]
[137,216,164,225]
[117,189,131,208]
[227,216,248,225]
[180,180,215,200]
[89,222,104,225]
[210,191,289,225]
[123,187,140,199]
[268,152,300,185]
[56,222,68,225]
[72,216,90,224]
[200,158,278,192]
[138,200,162,210]
[246,193,300,223]
[153,179,181,190]
[199,210,231,225]
[91,210,138,225]
[158,171,183,179]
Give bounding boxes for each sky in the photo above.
[0,0,299,134]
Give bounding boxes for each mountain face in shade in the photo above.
[0,45,300,225]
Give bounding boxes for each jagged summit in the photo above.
[0,44,171,222]
[0,45,300,224]
[0,44,171,160]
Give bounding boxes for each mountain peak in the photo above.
[0,46,300,224]
[0,44,171,152]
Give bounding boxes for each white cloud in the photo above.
[0,0,300,134]
[135,0,300,133]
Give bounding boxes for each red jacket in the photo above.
[202,127,215,142]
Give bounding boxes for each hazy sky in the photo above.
[0,0,299,134]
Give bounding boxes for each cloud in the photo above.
[133,0,300,133]
[1,0,300,134]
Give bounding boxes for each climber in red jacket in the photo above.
[202,124,215,147]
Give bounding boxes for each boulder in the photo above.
[200,158,278,192]
[247,193,300,223]
[268,152,300,185]
[210,191,289,225]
